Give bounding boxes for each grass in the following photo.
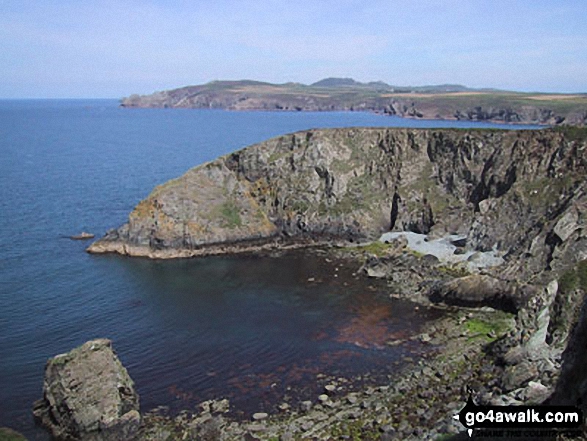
[559,260,587,294]
[553,125,587,141]
[219,201,242,228]
[350,241,393,256]
[463,313,514,343]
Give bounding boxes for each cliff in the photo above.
[84,126,587,435]
[88,127,585,280]
[120,80,587,126]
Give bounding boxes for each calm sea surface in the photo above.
[0,100,540,438]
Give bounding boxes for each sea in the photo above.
[0,100,541,439]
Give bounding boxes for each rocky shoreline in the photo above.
[43,126,587,439]
[36,242,587,439]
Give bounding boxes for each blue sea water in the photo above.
[0,100,541,438]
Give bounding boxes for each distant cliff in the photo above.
[120,79,587,126]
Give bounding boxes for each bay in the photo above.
[0,100,540,438]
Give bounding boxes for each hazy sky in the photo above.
[1,0,586,98]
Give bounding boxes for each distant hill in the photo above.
[121,78,587,126]
[310,77,368,88]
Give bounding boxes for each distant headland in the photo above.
[121,78,587,126]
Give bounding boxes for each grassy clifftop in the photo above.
[121,79,587,126]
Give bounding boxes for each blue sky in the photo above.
[1,0,586,98]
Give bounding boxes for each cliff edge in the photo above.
[88,127,585,280]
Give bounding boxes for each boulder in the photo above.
[0,427,27,440]
[428,275,530,312]
[33,339,140,441]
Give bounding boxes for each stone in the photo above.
[70,231,95,240]
[252,412,268,421]
[324,384,336,393]
[211,398,230,413]
[300,401,312,412]
[553,210,581,242]
[318,394,329,403]
[502,360,539,392]
[428,275,529,312]
[0,427,27,441]
[419,333,432,343]
[366,266,387,278]
[32,339,140,441]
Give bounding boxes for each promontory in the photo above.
[120,78,587,126]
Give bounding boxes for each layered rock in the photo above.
[88,127,586,282]
[33,339,140,441]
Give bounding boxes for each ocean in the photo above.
[0,100,540,438]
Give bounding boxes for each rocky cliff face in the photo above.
[89,127,586,280]
[83,127,587,433]
[33,339,141,440]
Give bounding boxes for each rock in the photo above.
[33,339,140,441]
[252,412,268,421]
[211,398,230,413]
[428,275,530,312]
[318,394,329,403]
[502,360,539,392]
[419,333,432,343]
[300,401,312,412]
[70,231,95,240]
[521,381,551,404]
[421,254,440,264]
[553,210,580,242]
[324,384,336,393]
[0,427,27,441]
[366,266,387,278]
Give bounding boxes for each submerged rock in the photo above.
[33,339,140,441]
[70,232,95,240]
[0,427,27,440]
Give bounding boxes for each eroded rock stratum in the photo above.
[33,339,141,441]
[88,127,585,281]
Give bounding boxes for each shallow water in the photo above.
[0,100,540,438]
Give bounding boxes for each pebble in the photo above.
[318,394,329,403]
[252,412,268,421]
[324,384,336,393]
[300,401,312,412]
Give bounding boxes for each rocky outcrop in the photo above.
[89,127,586,283]
[87,126,587,436]
[428,275,532,312]
[0,427,27,440]
[33,339,140,441]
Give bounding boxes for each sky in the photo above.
[1,0,586,98]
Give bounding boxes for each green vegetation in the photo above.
[351,241,393,256]
[218,201,242,228]
[559,260,587,294]
[0,428,27,441]
[463,312,514,343]
[437,265,470,278]
[330,420,381,440]
[553,125,587,141]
